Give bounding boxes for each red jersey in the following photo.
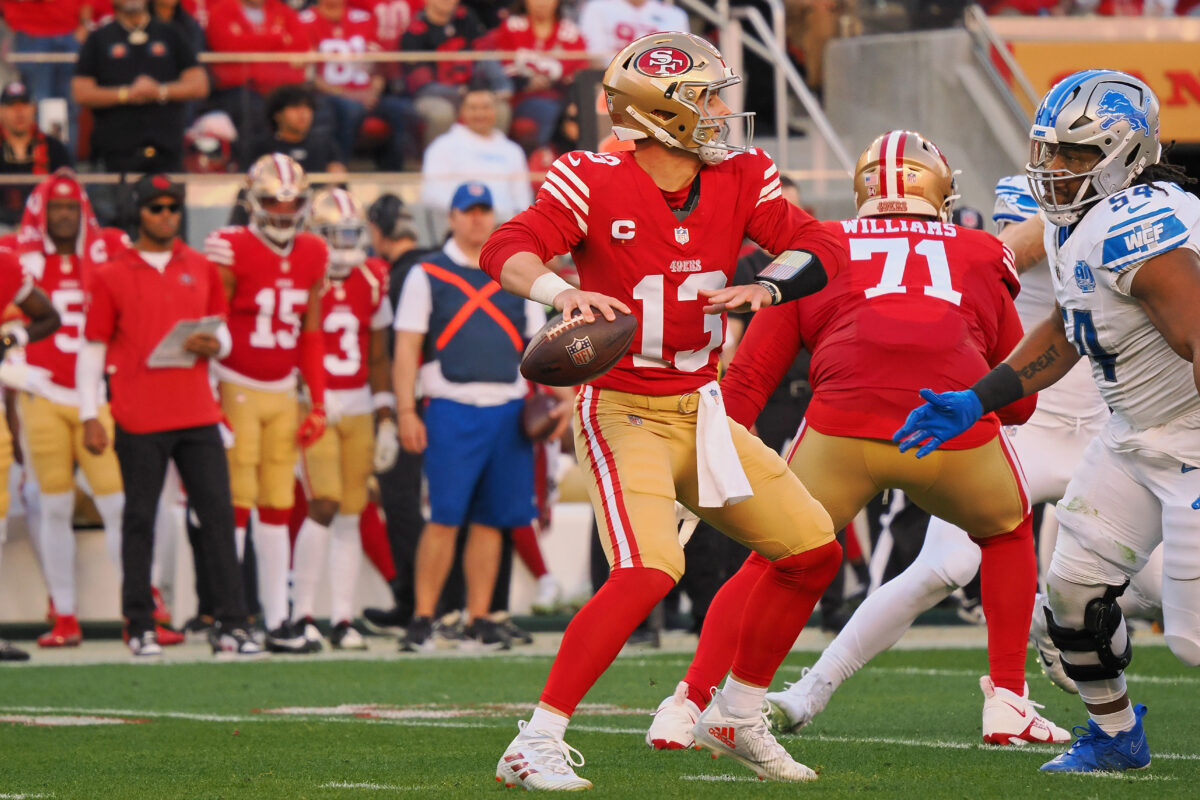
[722,218,1034,449]
[0,0,83,37]
[348,0,419,49]
[481,148,846,395]
[205,0,309,93]
[299,6,381,91]
[491,16,588,87]
[0,247,32,312]
[205,226,327,385]
[322,258,390,391]
[84,241,227,434]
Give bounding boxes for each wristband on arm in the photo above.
[970,363,1025,414]
[754,249,827,305]
[299,329,326,410]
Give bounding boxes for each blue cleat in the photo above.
[1040,704,1150,773]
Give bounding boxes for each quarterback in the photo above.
[205,154,329,654]
[897,69,1200,773]
[481,32,847,788]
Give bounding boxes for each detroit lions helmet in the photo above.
[854,130,957,221]
[603,31,753,165]
[1027,69,1161,226]
[307,188,367,277]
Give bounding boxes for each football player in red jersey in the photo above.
[481,32,848,788]
[205,153,329,654]
[0,238,60,662]
[645,130,1065,750]
[290,187,397,650]
[12,171,144,649]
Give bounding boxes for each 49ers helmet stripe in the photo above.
[855,129,956,221]
[307,186,367,276]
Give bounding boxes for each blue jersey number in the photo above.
[1061,308,1118,382]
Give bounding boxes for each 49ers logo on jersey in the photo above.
[634,47,692,77]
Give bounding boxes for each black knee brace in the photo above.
[1045,581,1133,682]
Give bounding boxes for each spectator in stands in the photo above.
[578,0,690,58]
[300,0,418,170]
[393,181,555,652]
[491,0,589,153]
[401,0,510,146]
[350,0,417,49]
[72,0,210,173]
[420,88,532,219]
[205,0,310,166]
[1,0,92,152]
[0,82,71,229]
[251,83,348,174]
[152,0,207,55]
[79,173,261,657]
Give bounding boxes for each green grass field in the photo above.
[1,640,1197,799]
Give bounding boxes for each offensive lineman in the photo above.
[291,188,398,650]
[205,154,329,653]
[481,32,848,788]
[897,69,1200,773]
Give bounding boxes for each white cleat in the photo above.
[1029,593,1079,694]
[531,575,563,615]
[645,681,701,750]
[980,675,1071,745]
[764,667,834,733]
[495,721,593,791]
[692,689,817,782]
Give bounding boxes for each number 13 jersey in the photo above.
[481,148,846,395]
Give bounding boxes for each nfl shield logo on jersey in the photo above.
[566,336,596,366]
[1073,261,1096,293]
[674,227,690,245]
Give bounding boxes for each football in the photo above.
[520,310,638,387]
[521,392,560,441]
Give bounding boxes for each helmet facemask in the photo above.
[318,219,367,277]
[250,192,310,247]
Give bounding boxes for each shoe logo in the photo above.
[1130,732,1144,755]
[1001,700,1029,719]
[708,726,737,749]
[1183,463,1197,473]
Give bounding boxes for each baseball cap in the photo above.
[450,182,493,212]
[133,173,185,208]
[1,82,32,106]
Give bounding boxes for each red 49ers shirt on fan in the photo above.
[722,218,1035,449]
[322,257,392,416]
[481,148,846,396]
[205,226,327,389]
[299,6,381,92]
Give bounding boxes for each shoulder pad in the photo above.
[993,174,1038,225]
[1086,184,1196,272]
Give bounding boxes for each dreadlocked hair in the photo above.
[1133,141,1197,193]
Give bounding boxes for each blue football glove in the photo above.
[892,388,984,458]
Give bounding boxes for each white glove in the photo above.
[373,419,400,473]
[675,503,701,548]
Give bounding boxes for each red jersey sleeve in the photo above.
[205,259,229,317]
[742,152,845,281]
[84,268,118,343]
[0,249,28,309]
[721,302,805,428]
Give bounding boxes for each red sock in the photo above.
[731,541,842,686]
[844,520,863,562]
[512,525,548,579]
[682,553,768,710]
[540,566,674,715]
[971,515,1036,694]
[359,502,396,582]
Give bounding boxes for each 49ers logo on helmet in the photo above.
[634,47,692,78]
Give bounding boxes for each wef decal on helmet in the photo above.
[1026,69,1161,226]
[307,187,367,277]
[602,31,753,165]
[853,130,957,221]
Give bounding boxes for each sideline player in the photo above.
[646,130,1067,750]
[482,32,848,788]
[896,70,1200,773]
[205,154,329,653]
[290,187,397,650]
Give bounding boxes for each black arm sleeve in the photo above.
[754,249,828,305]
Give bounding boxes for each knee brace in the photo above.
[1045,581,1132,682]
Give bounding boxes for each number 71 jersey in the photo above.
[205,226,328,387]
[1046,181,1200,432]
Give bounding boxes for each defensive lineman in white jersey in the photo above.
[896,69,1200,774]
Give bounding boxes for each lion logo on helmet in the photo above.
[1096,89,1150,135]
[634,47,693,78]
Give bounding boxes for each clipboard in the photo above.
[146,315,224,369]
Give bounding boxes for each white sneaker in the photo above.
[1029,593,1078,694]
[764,667,834,733]
[128,630,163,657]
[692,689,817,782]
[645,681,700,750]
[299,618,325,651]
[531,575,563,615]
[980,675,1071,745]
[495,721,593,791]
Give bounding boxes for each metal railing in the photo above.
[963,3,1038,121]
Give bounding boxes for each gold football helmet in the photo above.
[246,153,311,245]
[854,130,957,221]
[603,31,753,165]
[307,187,367,276]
